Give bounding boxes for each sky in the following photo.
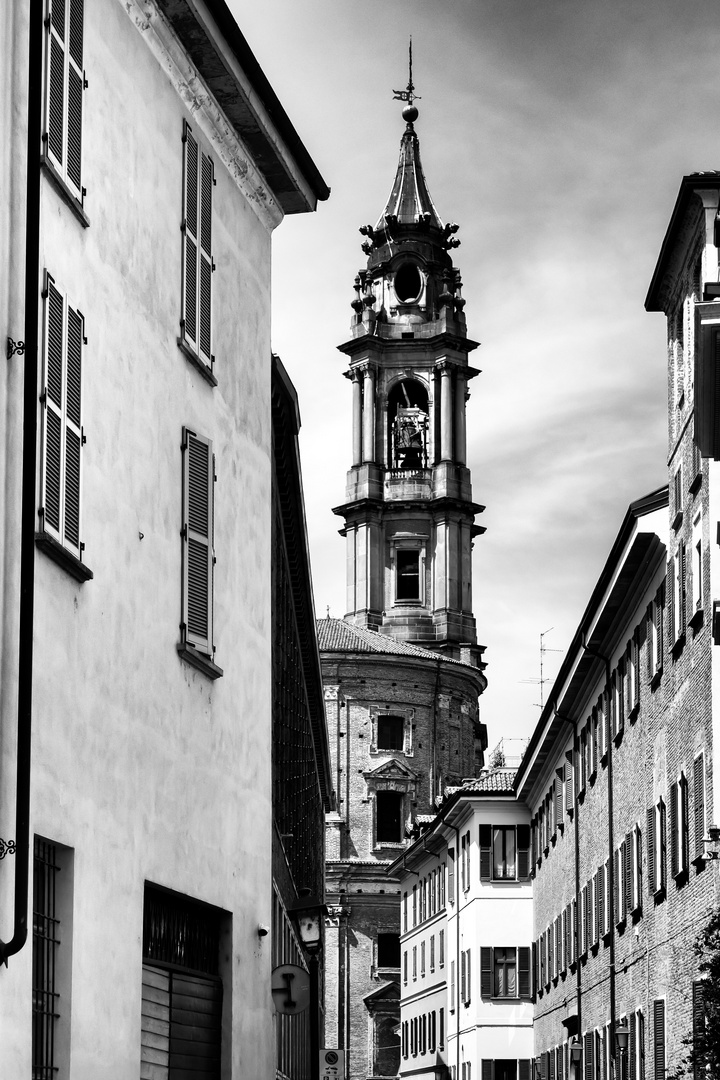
[231,0,720,750]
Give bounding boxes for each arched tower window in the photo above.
[387,379,429,469]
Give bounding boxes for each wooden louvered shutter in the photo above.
[693,754,705,861]
[656,585,664,666]
[460,948,466,1003]
[479,948,491,998]
[517,947,530,998]
[680,542,687,630]
[466,949,471,1003]
[479,824,492,880]
[555,769,564,827]
[585,1033,594,1080]
[594,869,602,943]
[630,1014,637,1080]
[182,124,200,353]
[549,1049,555,1080]
[531,941,537,1000]
[667,560,675,644]
[561,906,568,971]
[670,782,679,877]
[66,0,84,197]
[42,277,65,541]
[448,849,455,898]
[635,825,642,908]
[646,605,654,679]
[624,832,633,916]
[483,1062,494,1080]
[64,302,83,556]
[659,798,667,890]
[539,933,544,987]
[198,150,214,367]
[555,916,561,974]
[566,754,575,812]
[614,847,621,924]
[45,0,85,200]
[571,899,577,964]
[42,274,83,558]
[182,429,215,655]
[692,983,705,1080]
[647,806,656,895]
[517,824,530,880]
[519,1061,531,1080]
[638,1012,645,1080]
[653,1000,665,1080]
[681,772,689,872]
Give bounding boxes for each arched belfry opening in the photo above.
[387,379,429,469]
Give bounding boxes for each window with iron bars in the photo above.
[33,839,61,1080]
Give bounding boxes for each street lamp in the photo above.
[290,893,327,1080]
[570,1037,583,1074]
[615,1016,629,1079]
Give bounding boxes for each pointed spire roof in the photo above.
[375,120,444,231]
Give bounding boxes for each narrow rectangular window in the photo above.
[492,826,517,879]
[448,848,455,901]
[43,0,85,202]
[653,1000,665,1080]
[396,548,421,600]
[181,121,214,376]
[693,753,706,861]
[439,929,445,967]
[493,947,516,997]
[33,839,70,1079]
[181,428,216,659]
[40,272,85,562]
[692,512,703,614]
[420,940,425,976]
[692,983,705,1080]
[376,790,403,844]
[450,960,455,1011]
[430,934,435,972]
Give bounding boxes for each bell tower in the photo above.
[334,65,484,662]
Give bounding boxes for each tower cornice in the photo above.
[337,332,480,359]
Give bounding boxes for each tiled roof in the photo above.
[446,768,517,796]
[316,617,465,665]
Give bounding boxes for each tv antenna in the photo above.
[519,627,563,710]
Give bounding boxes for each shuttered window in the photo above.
[40,273,85,561]
[653,1000,665,1080]
[584,1033,595,1080]
[671,773,689,877]
[692,983,705,1080]
[517,824,531,879]
[181,122,215,377]
[43,0,85,203]
[693,753,706,862]
[181,429,215,657]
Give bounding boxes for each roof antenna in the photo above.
[392,37,421,120]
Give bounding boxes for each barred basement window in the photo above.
[43,0,86,211]
[33,840,61,1079]
[180,121,216,383]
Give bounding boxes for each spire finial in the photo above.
[392,37,420,124]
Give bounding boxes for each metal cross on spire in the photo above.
[392,37,421,106]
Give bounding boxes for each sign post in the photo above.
[320,1049,345,1079]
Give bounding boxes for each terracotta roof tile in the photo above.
[316,617,465,665]
[446,768,517,796]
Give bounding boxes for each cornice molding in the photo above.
[122,0,283,231]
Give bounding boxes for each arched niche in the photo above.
[387,378,429,469]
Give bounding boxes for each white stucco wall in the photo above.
[0,0,295,1075]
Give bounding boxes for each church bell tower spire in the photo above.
[334,64,485,663]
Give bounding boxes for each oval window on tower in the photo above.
[393,263,422,303]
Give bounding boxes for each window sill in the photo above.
[650,667,663,690]
[689,608,704,633]
[177,642,223,679]
[177,336,218,386]
[40,156,90,227]
[35,531,93,581]
[671,632,686,657]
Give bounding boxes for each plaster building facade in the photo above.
[320,84,487,1080]
[0,1,329,1077]
[390,770,534,1080]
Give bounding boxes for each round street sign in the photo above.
[271,964,310,1014]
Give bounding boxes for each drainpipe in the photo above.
[553,708,582,1037]
[580,636,616,1073]
[0,0,43,966]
